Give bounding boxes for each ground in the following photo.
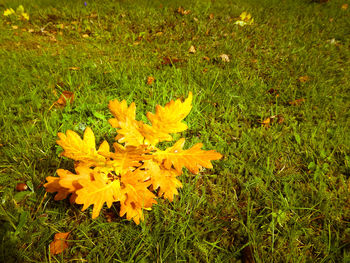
[0,0,349,262]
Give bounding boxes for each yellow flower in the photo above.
[3,8,15,16]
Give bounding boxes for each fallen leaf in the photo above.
[341,4,348,10]
[202,68,208,73]
[261,115,284,127]
[82,34,89,38]
[16,183,28,191]
[261,117,271,128]
[12,25,18,30]
[219,54,230,62]
[189,45,196,54]
[298,76,310,83]
[161,57,181,66]
[176,7,191,15]
[68,67,80,71]
[49,232,70,255]
[209,13,214,20]
[203,56,210,61]
[55,91,74,107]
[289,98,305,106]
[329,18,334,22]
[147,76,155,85]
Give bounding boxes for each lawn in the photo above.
[0,0,349,262]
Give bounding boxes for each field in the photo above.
[0,0,349,262]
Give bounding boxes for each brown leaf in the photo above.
[55,91,74,107]
[147,76,155,85]
[289,98,305,106]
[189,45,196,54]
[341,4,348,10]
[16,183,28,191]
[161,57,181,66]
[202,56,210,61]
[298,76,310,83]
[209,13,214,20]
[49,232,70,255]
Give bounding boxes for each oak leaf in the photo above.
[141,160,183,201]
[155,138,222,174]
[56,91,74,107]
[75,170,123,219]
[49,232,70,255]
[146,92,192,136]
[120,171,157,224]
[57,127,106,166]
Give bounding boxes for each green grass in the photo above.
[0,0,350,262]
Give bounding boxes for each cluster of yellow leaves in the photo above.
[234,12,254,26]
[44,92,222,224]
[3,5,29,20]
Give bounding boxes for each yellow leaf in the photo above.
[75,170,122,219]
[21,12,29,20]
[146,92,192,137]
[155,138,222,174]
[120,171,157,224]
[3,8,15,16]
[56,127,106,165]
[141,160,183,201]
[102,143,151,174]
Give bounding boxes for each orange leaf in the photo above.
[141,160,182,201]
[49,232,70,255]
[261,117,271,128]
[289,98,305,106]
[341,4,348,10]
[147,76,155,85]
[119,171,157,224]
[155,138,222,174]
[55,91,74,107]
[75,170,123,219]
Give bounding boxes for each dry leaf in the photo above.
[161,57,181,66]
[55,91,74,107]
[261,117,271,128]
[219,54,230,62]
[16,183,28,191]
[82,34,89,38]
[203,56,210,61]
[209,13,214,20]
[147,76,155,85]
[176,7,191,15]
[49,232,70,255]
[298,76,310,83]
[289,98,305,106]
[12,25,18,30]
[341,4,348,10]
[68,67,80,71]
[189,45,196,54]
